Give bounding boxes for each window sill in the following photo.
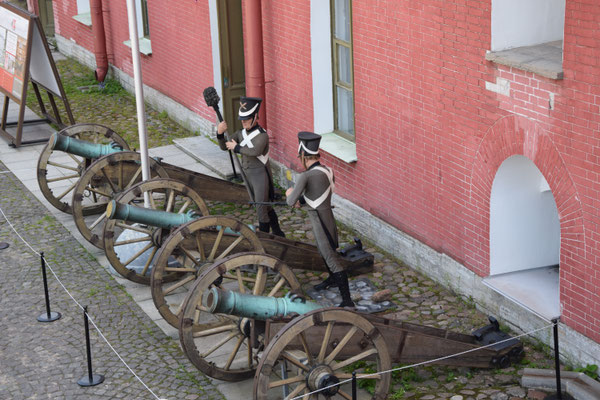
[318,132,357,163]
[72,12,92,27]
[123,37,152,56]
[485,40,563,80]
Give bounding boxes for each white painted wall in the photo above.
[208,0,224,121]
[491,0,565,51]
[310,0,334,134]
[490,155,560,275]
[76,0,89,14]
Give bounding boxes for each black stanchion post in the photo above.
[352,371,357,400]
[37,252,61,322]
[77,306,105,387]
[544,318,574,400]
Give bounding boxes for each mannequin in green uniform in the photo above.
[286,131,354,308]
[217,97,285,237]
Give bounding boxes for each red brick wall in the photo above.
[52,0,600,341]
[261,0,313,167]
[261,0,600,341]
[52,0,215,120]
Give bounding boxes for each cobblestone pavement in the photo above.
[0,161,224,400]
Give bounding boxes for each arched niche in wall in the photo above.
[469,114,584,321]
[486,154,561,319]
[490,155,560,275]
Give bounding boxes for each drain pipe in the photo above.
[243,0,267,127]
[90,0,108,83]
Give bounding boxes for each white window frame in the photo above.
[310,0,357,163]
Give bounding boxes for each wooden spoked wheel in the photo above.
[72,151,168,249]
[151,216,264,329]
[253,308,391,400]
[179,252,302,382]
[37,123,129,214]
[103,178,210,285]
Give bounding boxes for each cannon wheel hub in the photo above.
[306,364,339,396]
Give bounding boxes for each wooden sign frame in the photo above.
[0,2,74,147]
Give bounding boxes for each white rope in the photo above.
[290,321,556,399]
[0,204,164,400]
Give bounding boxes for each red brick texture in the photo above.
[52,0,600,342]
[52,0,215,121]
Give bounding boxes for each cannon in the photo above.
[37,126,250,248]
[176,255,524,398]
[102,198,373,329]
[37,124,130,214]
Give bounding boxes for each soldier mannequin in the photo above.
[217,97,285,237]
[285,132,354,308]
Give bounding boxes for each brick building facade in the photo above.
[50,0,600,365]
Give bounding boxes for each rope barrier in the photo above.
[289,320,556,399]
[0,204,164,400]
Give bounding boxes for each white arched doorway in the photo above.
[483,155,561,320]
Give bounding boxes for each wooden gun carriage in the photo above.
[175,253,524,399]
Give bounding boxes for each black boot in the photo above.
[333,271,355,308]
[258,222,270,233]
[268,209,285,238]
[313,274,337,291]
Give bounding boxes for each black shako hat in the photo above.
[298,131,321,156]
[238,96,262,120]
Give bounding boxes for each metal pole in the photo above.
[78,306,105,386]
[37,252,61,322]
[125,0,150,208]
[553,319,562,399]
[352,371,357,400]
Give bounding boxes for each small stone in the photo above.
[526,389,548,400]
[372,289,392,302]
[505,387,525,397]
[450,396,463,400]
[351,292,362,302]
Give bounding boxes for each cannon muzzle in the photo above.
[205,287,322,320]
[51,132,124,159]
[106,200,198,229]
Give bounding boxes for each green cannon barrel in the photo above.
[205,287,322,320]
[106,200,198,229]
[51,132,125,159]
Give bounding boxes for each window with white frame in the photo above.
[123,0,152,55]
[488,0,565,79]
[140,0,150,38]
[331,0,354,141]
[310,0,357,163]
[73,0,91,26]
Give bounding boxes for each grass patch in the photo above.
[25,56,197,149]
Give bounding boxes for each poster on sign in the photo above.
[0,2,73,147]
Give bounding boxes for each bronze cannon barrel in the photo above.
[106,200,198,229]
[50,132,125,159]
[205,287,322,320]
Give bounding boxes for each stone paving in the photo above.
[0,161,224,400]
[0,54,577,400]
